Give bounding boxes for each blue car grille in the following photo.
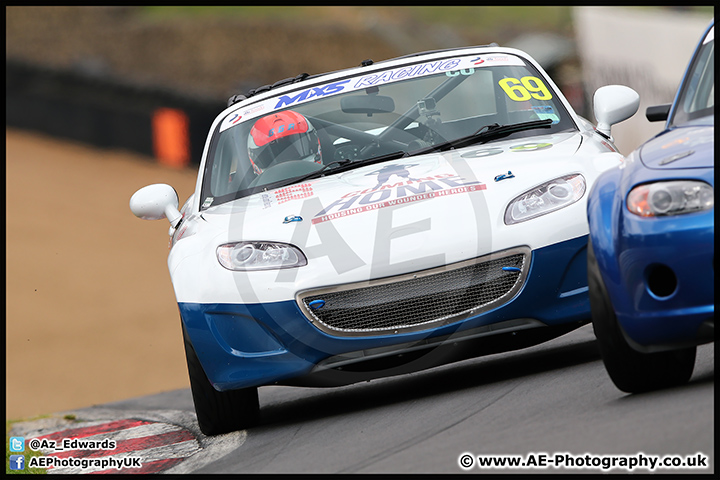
[297,246,530,337]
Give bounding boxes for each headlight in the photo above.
[217,242,307,271]
[504,174,586,225]
[627,181,713,217]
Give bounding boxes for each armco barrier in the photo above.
[6,59,226,168]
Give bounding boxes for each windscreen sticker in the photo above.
[445,68,476,77]
[531,105,560,124]
[510,142,553,152]
[470,55,521,66]
[243,104,267,116]
[275,79,352,109]
[354,60,460,88]
[220,54,526,132]
[499,76,553,102]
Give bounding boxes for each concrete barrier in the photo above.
[573,7,713,155]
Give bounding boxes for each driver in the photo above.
[247,110,322,175]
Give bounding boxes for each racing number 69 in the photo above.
[499,76,552,101]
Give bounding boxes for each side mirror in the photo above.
[593,85,640,138]
[646,104,671,122]
[129,184,182,227]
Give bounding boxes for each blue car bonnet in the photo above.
[639,124,715,170]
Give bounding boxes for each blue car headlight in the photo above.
[504,174,586,225]
[627,180,713,217]
[217,242,307,271]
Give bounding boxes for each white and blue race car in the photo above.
[131,44,640,435]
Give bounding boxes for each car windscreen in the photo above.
[199,52,577,210]
[671,25,714,127]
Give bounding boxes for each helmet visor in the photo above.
[253,129,319,168]
[249,111,320,169]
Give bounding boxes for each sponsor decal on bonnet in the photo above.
[312,164,486,224]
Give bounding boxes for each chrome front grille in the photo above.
[296,246,530,337]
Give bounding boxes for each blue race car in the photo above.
[587,20,714,393]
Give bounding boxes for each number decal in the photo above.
[521,76,552,100]
[499,78,530,101]
[499,76,553,101]
[446,68,475,77]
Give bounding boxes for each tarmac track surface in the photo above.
[10,326,714,474]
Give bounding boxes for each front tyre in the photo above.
[182,323,260,435]
[587,239,695,393]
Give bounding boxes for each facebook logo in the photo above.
[9,436,25,452]
[9,455,25,470]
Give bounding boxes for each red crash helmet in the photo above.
[247,110,321,174]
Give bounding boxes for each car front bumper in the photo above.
[610,210,714,352]
[179,235,591,391]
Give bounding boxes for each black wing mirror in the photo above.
[646,104,671,122]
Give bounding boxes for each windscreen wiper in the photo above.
[290,150,408,183]
[290,159,354,184]
[408,118,554,156]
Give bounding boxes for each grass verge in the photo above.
[6,416,51,474]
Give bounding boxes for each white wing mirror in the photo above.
[130,184,182,227]
[593,85,640,139]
